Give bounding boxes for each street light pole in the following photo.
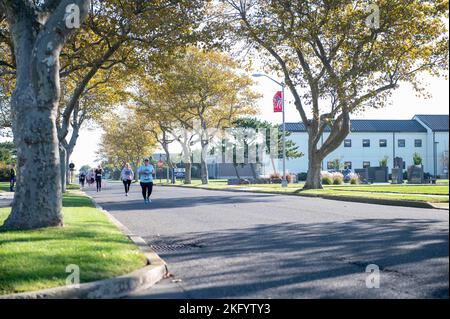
[252,73,288,188]
[281,83,288,187]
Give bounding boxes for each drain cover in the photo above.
[150,243,203,252]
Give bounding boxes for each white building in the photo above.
[284,114,449,178]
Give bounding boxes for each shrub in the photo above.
[270,172,281,179]
[0,162,11,182]
[413,152,423,165]
[349,173,360,185]
[332,172,344,185]
[321,171,333,185]
[297,172,308,181]
[379,156,389,167]
[285,174,294,184]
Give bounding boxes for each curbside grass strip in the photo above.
[159,184,441,209]
[1,191,168,299]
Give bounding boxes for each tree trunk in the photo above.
[4,103,63,230]
[60,145,67,193]
[304,158,323,189]
[200,141,209,184]
[66,151,71,186]
[233,164,241,180]
[250,163,258,179]
[184,162,192,184]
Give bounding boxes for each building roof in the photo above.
[414,115,449,132]
[284,119,428,133]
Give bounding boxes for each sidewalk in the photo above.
[0,191,13,208]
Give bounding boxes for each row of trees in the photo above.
[0,0,447,230]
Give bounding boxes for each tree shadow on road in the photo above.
[141,218,448,299]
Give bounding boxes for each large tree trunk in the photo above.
[304,155,323,189]
[1,0,91,230]
[184,162,192,184]
[4,101,63,230]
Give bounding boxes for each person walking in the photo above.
[137,158,155,204]
[79,171,86,189]
[9,164,16,192]
[121,163,134,196]
[87,169,95,187]
[95,165,103,192]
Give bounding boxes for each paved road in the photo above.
[86,182,449,299]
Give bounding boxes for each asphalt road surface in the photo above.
[86,182,449,299]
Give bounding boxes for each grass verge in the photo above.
[0,192,147,295]
[157,180,449,204]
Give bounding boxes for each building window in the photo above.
[344,139,352,148]
[344,162,352,170]
[379,139,387,148]
[327,161,335,170]
[415,139,422,147]
[363,161,371,168]
[398,139,406,148]
[363,139,371,148]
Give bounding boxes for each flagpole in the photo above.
[252,73,288,188]
[281,83,287,187]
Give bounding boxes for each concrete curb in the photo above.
[158,184,447,210]
[1,191,168,299]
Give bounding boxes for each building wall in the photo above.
[285,131,437,174]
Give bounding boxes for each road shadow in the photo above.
[139,218,448,299]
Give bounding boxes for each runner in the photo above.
[9,164,16,192]
[95,165,103,192]
[137,158,155,204]
[79,171,86,189]
[120,163,134,196]
[88,169,95,187]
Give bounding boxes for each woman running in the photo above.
[95,165,103,192]
[137,158,155,204]
[88,169,95,187]
[121,163,134,196]
[79,171,86,189]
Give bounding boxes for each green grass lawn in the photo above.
[159,180,449,204]
[0,192,147,295]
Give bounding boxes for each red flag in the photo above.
[273,91,283,113]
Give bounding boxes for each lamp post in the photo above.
[253,73,288,188]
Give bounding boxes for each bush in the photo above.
[332,172,344,185]
[349,173,360,185]
[270,172,281,179]
[413,152,423,165]
[297,172,308,181]
[0,162,11,182]
[321,171,333,185]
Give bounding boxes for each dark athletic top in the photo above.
[95,169,103,181]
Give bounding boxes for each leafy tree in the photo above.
[98,112,157,177]
[0,141,15,164]
[233,117,303,176]
[0,0,91,230]
[222,0,449,189]
[139,47,260,185]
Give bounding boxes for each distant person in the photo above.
[88,169,95,187]
[121,163,134,196]
[137,158,155,204]
[9,164,16,192]
[79,171,86,189]
[95,165,103,192]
